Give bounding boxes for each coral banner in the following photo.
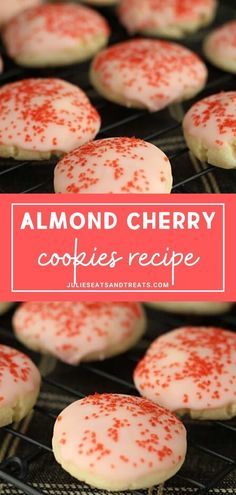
[0,194,235,301]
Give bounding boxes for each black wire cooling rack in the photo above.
[0,305,236,495]
[0,0,236,194]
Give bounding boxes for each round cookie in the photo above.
[0,0,41,26]
[118,0,217,39]
[146,302,233,315]
[90,39,207,112]
[203,20,236,74]
[52,393,187,490]
[54,137,173,193]
[0,78,101,160]
[13,302,146,365]
[183,91,236,169]
[134,326,236,420]
[0,344,41,427]
[3,3,110,68]
[0,303,14,315]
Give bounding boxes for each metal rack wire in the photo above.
[0,307,235,495]
[0,2,236,194]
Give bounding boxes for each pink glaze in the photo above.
[3,3,110,60]
[183,91,236,148]
[0,78,101,154]
[91,39,207,112]
[118,0,217,34]
[204,21,236,66]
[134,327,236,411]
[13,302,144,365]
[54,137,172,194]
[0,0,41,26]
[53,394,187,482]
[0,344,40,407]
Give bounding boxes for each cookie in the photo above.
[183,91,236,169]
[203,20,236,74]
[0,344,41,427]
[0,0,41,26]
[0,78,101,160]
[146,302,233,314]
[13,302,146,365]
[54,137,173,193]
[134,326,236,420]
[52,393,187,490]
[3,3,110,68]
[118,0,217,38]
[90,39,207,112]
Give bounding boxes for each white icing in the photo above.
[53,394,187,483]
[183,91,236,147]
[91,39,207,112]
[134,327,236,411]
[54,137,173,194]
[0,78,101,154]
[0,0,41,25]
[118,0,217,34]
[13,302,144,365]
[0,344,41,407]
[3,3,110,61]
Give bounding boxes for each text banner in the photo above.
[0,194,235,301]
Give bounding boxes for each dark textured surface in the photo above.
[0,1,236,194]
[0,304,235,494]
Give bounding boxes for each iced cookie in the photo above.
[13,302,146,365]
[203,20,236,74]
[0,344,41,427]
[90,39,207,112]
[52,393,187,490]
[146,302,233,314]
[0,78,101,160]
[0,0,41,26]
[54,137,173,193]
[134,326,236,420]
[3,3,110,68]
[118,0,217,38]
[183,91,236,169]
